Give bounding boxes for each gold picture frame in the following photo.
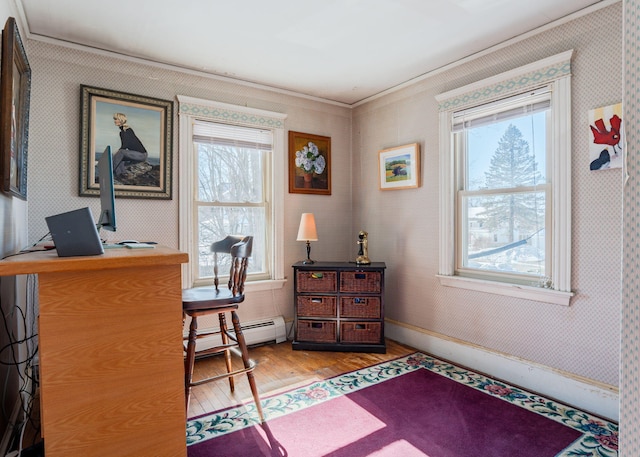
[378,143,420,190]
[0,17,31,200]
[79,85,173,199]
[288,131,331,195]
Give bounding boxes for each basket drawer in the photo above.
[297,271,337,293]
[339,271,381,293]
[340,297,381,319]
[298,296,337,317]
[340,322,381,344]
[296,320,337,343]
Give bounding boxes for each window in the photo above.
[436,51,574,305]
[455,89,550,282]
[193,121,270,280]
[178,96,287,288]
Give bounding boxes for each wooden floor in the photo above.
[18,339,415,452]
[188,338,416,418]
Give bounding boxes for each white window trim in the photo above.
[177,95,287,289]
[435,50,574,306]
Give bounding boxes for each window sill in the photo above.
[436,275,573,306]
[245,278,287,292]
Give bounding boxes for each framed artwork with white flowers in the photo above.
[288,131,331,195]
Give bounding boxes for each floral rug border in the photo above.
[186,352,618,456]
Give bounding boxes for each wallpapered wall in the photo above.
[621,0,639,454]
[23,37,354,325]
[352,3,622,388]
[13,1,640,454]
[0,0,29,440]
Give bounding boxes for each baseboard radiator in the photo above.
[185,315,287,352]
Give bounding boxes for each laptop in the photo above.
[45,207,104,257]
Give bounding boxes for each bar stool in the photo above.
[182,235,264,422]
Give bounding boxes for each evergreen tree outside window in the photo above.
[456,103,549,281]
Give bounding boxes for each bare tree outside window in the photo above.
[195,139,268,279]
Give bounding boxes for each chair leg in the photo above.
[219,312,235,392]
[231,310,264,422]
[184,315,198,412]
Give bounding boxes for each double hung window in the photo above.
[178,96,286,288]
[192,121,271,281]
[436,51,574,305]
[454,89,550,283]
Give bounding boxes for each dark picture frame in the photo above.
[288,130,331,195]
[79,85,173,199]
[0,17,31,200]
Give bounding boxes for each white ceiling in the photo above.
[17,0,607,105]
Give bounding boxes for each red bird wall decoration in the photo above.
[590,114,622,150]
[588,104,623,171]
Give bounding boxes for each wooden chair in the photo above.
[182,235,264,421]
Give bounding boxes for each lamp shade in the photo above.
[296,213,318,241]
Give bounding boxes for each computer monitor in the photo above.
[97,145,117,232]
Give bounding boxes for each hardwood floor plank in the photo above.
[188,338,415,418]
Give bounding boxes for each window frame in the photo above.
[435,51,574,306]
[178,95,287,290]
[193,121,271,282]
[454,89,551,283]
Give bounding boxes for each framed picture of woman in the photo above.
[79,85,173,199]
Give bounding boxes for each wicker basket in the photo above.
[297,271,337,293]
[297,296,337,317]
[340,322,381,344]
[339,271,381,293]
[296,320,337,343]
[340,297,381,318]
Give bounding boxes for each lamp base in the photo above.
[302,240,315,264]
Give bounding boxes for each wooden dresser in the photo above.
[292,261,386,353]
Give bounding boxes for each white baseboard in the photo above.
[386,320,619,422]
[186,315,287,352]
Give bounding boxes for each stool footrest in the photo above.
[188,341,240,358]
[190,358,256,387]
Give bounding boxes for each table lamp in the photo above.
[297,213,318,264]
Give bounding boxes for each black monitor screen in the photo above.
[97,146,117,231]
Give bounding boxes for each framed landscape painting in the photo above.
[79,85,173,199]
[378,143,420,190]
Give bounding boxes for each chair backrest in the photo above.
[211,235,253,296]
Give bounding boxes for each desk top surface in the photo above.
[0,244,188,276]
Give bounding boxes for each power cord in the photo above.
[1,233,52,260]
[0,275,40,456]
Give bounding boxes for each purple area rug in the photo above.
[186,353,618,457]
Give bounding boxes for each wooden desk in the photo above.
[0,246,188,457]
